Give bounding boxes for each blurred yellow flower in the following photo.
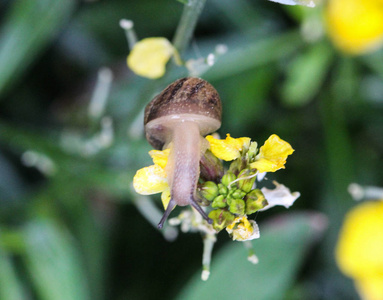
[133,148,171,209]
[206,134,251,161]
[325,0,383,54]
[250,134,294,173]
[226,216,260,241]
[127,37,175,79]
[336,201,383,300]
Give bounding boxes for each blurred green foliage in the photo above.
[0,0,382,299]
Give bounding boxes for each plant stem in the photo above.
[201,233,216,281]
[243,241,258,264]
[172,0,207,56]
[319,87,355,270]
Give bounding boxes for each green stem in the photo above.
[319,75,356,269]
[243,240,258,264]
[172,0,207,56]
[201,233,216,281]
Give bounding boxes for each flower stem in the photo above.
[172,0,207,56]
[201,233,216,281]
[348,183,383,201]
[243,241,258,264]
[88,67,113,123]
[119,19,137,50]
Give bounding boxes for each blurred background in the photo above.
[1,0,382,299]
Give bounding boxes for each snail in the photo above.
[144,77,222,229]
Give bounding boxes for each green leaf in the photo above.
[205,31,303,81]
[176,212,327,300]
[0,0,75,97]
[0,247,26,300]
[22,219,90,300]
[281,42,334,106]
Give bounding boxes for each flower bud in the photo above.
[237,169,257,193]
[221,171,236,187]
[228,199,246,215]
[232,189,246,199]
[200,150,224,182]
[245,189,268,215]
[212,195,227,208]
[227,187,238,196]
[208,209,235,232]
[218,183,228,196]
[247,141,258,162]
[198,181,219,201]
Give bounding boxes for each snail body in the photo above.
[144,78,222,228]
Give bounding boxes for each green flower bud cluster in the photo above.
[199,181,219,201]
[237,169,257,193]
[229,141,258,175]
[199,170,268,231]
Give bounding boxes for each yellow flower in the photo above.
[226,216,260,241]
[133,148,172,209]
[336,201,383,300]
[149,148,170,169]
[127,37,175,79]
[206,134,251,161]
[250,134,294,173]
[325,0,383,54]
[160,188,171,211]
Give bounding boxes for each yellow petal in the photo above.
[336,201,383,296]
[206,134,251,161]
[127,37,174,79]
[133,164,168,195]
[355,275,383,300]
[250,134,294,173]
[325,0,383,54]
[161,188,171,210]
[226,216,260,241]
[149,148,170,169]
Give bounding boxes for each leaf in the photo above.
[281,42,333,106]
[22,219,90,300]
[205,31,303,81]
[0,246,26,300]
[0,0,75,97]
[176,212,327,300]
